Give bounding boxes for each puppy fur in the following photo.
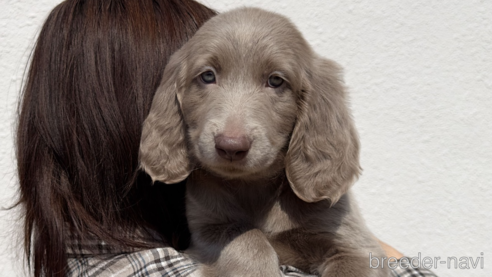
[140,7,390,277]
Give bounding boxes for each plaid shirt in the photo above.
[66,240,438,277]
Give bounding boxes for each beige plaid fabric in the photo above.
[66,238,437,277]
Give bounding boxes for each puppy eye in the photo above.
[200,71,216,84]
[267,75,284,88]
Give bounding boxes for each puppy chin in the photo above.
[201,156,284,181]
[206,165,256,179]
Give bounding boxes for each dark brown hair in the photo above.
[16,0,215,276]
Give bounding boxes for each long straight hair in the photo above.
[16,1,215,276]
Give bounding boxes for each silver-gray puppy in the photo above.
[140,7,390,277]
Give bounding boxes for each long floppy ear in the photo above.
[139,51,191,184]
[286,57,361,204]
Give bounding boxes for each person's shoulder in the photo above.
[67,246,199,277]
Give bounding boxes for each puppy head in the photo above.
[139,8,361,204]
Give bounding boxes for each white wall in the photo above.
[1,0,491,276]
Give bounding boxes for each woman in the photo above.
[16,0,436,276]
[17,1,215,276]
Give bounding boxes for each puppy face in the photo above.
[174,15,311,179]
[140,8,360,203]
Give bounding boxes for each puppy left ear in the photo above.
[139,50,191,184]
[286,57,361,204]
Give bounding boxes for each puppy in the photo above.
[140,7,390,277]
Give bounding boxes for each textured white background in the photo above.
[1,0,491,276]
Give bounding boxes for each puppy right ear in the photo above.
[285,57,361,204]
[139,51,191,184]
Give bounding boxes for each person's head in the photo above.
[16,0,215,276]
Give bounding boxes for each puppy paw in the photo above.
[319,255,391,277]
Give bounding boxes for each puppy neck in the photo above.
[189,167,287,191]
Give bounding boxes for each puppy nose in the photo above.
[215,135,251,161]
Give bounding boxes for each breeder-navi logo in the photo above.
[369,252,484,270]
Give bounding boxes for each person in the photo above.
[16,1,215,276]
[15,0,438,276]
